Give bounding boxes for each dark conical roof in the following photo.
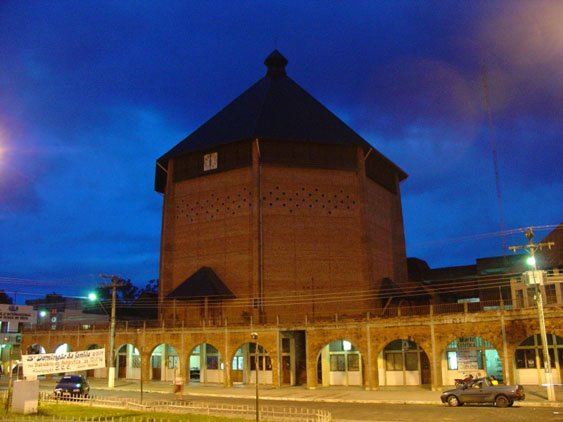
[166,267,235,300]
[156,50,405,183]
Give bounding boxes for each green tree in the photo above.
[0,290,13,304]
[118,279,139,305]
[85,277,144,319]
[140,278,159,295]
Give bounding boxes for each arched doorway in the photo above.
[188,343,222,384]
[150,343,179,381]
[54,343,71,354]
[51,343,72,378]
[444,336,502,385]
[115,343,142,380]
[26,344,45,354]
[380,339,430,386]
[231,343,272,385]
[515,333,563,385]
[316,339,362,386]
[86,344,104,378]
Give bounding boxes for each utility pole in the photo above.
[250,332,259,422]
[509,228,555,401]
[100,274,123,389]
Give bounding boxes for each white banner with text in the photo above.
[22,348,106,376]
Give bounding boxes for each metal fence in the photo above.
[18,392,332,422]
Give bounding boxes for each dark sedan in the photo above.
[441,377,525,407]
[54,374,90,397]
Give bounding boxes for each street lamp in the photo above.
[250,332,259,422]
[509,228,555,401]
[136,328,144,404]
[38,309,47,328]
[89,275,120,389]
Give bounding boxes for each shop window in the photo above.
[516,349,536,368]
[152,355,161,368]
[386,339,417,351]
[447,351,458,370]
[329,340,356,352]
[330,354,346,371]
[206,344,220,369]
[539,349,556,368]
[260,356,272,370]
[347,354,360,371]
[329,341,344,352]
[446,337,489,370]
[405,352,419,371]
[232,356,243,370]
[168,355,179,369]
[207,356,219,369]
[385,353,403,371]
[250,355,272,371]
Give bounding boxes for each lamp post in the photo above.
[136,328,144,404]
[38,310,47,329]
[509,228,555,401]
[250,332,259,422]
[526,254,555,402]
[107,276,118,389]
[91,275,121,389]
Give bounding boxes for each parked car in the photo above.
[54,374,90,397]
[441,377,525,407]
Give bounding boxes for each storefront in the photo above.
[188,343,223,383]
[444,336,502,384]
[515,334,563,385]
[317,340,362,386]
[379,339,430,386]
[232,343,272,385]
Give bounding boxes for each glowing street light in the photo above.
[509,228,555,401]
[88,277,120,389]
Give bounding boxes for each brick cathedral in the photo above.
[155,50,408,325]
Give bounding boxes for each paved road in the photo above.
[4,379,562,421]
[84,388,563,422]
[298,402,563,422]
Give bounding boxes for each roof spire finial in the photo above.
[264,49,288,77]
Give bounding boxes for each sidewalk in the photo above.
[81,379,563,407]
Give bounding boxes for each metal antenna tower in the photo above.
[481,65,506,253]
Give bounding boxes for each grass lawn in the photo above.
[1,400,247,421]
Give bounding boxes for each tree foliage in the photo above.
[141,279,159,295]
[84,277,158,320]
[0,290,13,304]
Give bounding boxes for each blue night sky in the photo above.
[0,1,561,302]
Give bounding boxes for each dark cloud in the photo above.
[0,166,42,214]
